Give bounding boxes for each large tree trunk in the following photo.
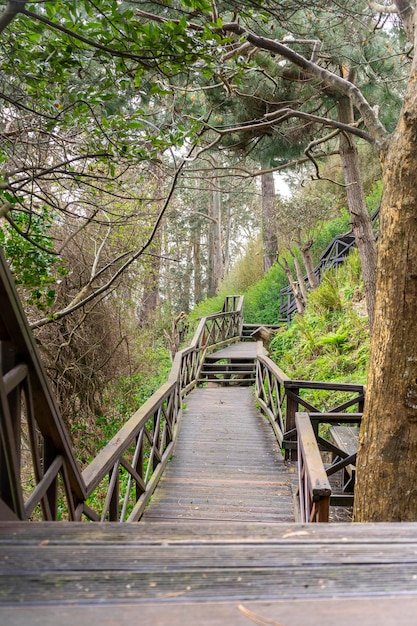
[262,171,277,273]
[338,96,377,332]
[354,60,417,521]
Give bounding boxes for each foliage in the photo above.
[0,207,67,311]
[243,263,288,323]
[270,250,369,386]
[189,292,228,320]
[221,237,264,294]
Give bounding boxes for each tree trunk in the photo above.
[192,221,202,305]
[291,251,308,303]
[338,96,377,332]
[208,180,223,297]
[278,258,305,315]
[262,171,277,273]
[137,164,163,326]
[223,199,232,277]
[354,59,417,521]
[301,241,319,289]
[137,238,161,326]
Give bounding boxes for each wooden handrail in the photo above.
[0,247,86,522]
[296,412,331,523]
[254,336,365,464]
[80,297,243,521]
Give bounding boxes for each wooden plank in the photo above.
[1,554,417,604]
[204,342,258,360]
[2,597,417,626]
[329,425,360,457]
[4,520,417,544]
[296,413,331,497]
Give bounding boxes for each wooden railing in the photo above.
[279,209,379,322]
[81,296,244,521]
[0,248,86,522]
[295,411,362,522]
[0,244,243,522]
[296,412,331,523]
[255,339,364,457]
[255,341,290,447]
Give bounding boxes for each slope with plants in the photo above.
[270,249,369,388]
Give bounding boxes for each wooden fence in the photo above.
[279,209,379,322]
[254,344,365,521]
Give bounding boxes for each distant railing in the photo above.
[279,209,379,323]
[0,244,243,522]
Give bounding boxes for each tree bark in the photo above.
[354,52,417,521]
[208,180,223,297]
[301,241,319,289]
[278,257,305,315]
[262,171,277,273]
[192,221,202,304]
[291,251,308,303]
[338,96,377,332]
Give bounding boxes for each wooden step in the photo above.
[2,520,417,625]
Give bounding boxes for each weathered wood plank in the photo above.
[4,520,417,544]
[2,597,417,626]
[1,561,417,603]
[204,342,258,360]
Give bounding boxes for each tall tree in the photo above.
[261,171,278,273]
[353,1,417,521]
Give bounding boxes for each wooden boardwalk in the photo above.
[142,387,296,523]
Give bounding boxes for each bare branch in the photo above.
[29,134,204,329]
[205,107,375,144]
[368,1,398,13]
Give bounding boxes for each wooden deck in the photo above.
[2,521,417,624]
[2,330,417,623]
[142,387,296,523]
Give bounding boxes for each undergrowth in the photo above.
[269,250,370,410]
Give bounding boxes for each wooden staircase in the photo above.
[198,341,258,386]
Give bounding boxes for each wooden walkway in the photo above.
[142,387,296,523]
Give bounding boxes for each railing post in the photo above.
[285,385,299,460]
[109,465,119,521]
[44,437,59,520]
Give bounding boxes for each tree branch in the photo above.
[221,22,388,144]
[29,135,203,329]
[0,0,25,35]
